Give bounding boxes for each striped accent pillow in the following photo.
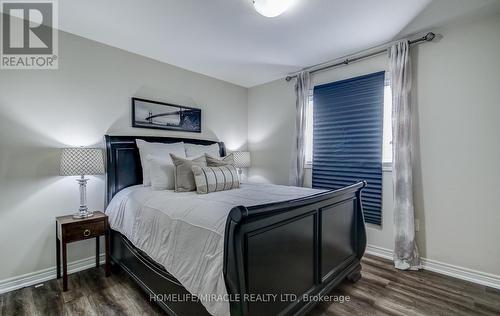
[191,165,240,194]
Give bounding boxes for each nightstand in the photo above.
[56,211,110,291]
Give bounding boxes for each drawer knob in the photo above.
[83,229,91,237]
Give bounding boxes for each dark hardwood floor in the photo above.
[1,255,499,316]
[309,255,500,316]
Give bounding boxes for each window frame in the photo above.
[304,89,314,167]
[382,75,393,171]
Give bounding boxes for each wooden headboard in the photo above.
[104,135,226,205]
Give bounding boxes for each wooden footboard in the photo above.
[224,181,367,316]
[109,182,366,316]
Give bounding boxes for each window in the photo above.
[311,71,386,225]
[305,77,393,167]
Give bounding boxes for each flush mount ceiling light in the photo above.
[253,0,295,17]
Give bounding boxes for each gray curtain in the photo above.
[290,71,311,187]
[389,41,421,270]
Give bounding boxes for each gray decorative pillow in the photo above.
[192,165,240,194]
[170,154,207,192]
[205,153,235,167]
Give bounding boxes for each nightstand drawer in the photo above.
[63,221,106,242]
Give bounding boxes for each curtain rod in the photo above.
[285,32,436,81]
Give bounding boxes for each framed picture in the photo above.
[132,97,201,133]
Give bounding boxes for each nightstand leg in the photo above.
[105,230,110,277]
[62,241,68,291]
[96,237,100,268]
[56,224,61,279]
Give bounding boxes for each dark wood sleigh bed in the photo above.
[105,135,367,316]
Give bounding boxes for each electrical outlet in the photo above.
[414,219,420,232]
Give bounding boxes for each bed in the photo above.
[105,135,367,316]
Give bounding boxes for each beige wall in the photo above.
[248,14,500,276]
[0,31,248,281]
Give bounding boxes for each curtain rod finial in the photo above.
[285,76,292,81]
[425,32,436,41]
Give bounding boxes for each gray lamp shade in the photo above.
[60,148,105,176]
[233,151,251,168]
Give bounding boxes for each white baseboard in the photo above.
[0,254,105,295]
[366,244,500,290]
[365,244,394,260]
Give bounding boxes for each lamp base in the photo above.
[74,176,92,219]
[72,210,94,219]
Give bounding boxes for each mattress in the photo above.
[105,182,324,316]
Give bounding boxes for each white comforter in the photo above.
[105,182,324,316]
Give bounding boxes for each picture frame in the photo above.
[131,97,201,133]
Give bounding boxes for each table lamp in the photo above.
[233,151,251,181]
[60,147,104,218]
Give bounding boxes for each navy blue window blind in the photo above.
[312,71,385,225]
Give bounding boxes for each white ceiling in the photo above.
[10,0,500,87]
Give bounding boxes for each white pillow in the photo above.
[185,143,220,158]
[136,139,186,186]
[148,155,175,190]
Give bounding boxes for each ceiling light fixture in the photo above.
[253,0,295,18]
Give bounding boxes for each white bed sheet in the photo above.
[105,182,324,316]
